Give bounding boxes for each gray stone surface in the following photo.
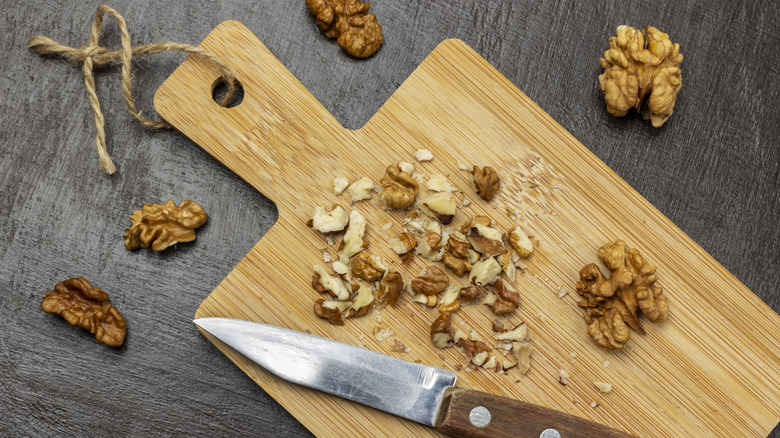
[1,0,777,436]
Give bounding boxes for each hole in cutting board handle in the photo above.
[211,77,245,108]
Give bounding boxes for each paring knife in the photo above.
[194,317,636,438]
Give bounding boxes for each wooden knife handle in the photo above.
[435,388,637,438]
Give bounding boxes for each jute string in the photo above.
[27,4,237,175]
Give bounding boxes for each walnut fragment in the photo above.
[599,25,683,127]
[41,277,126,347]
[305,0,383,58]
[411,266,449,295]
[576,240,669,350]
[380,165,419,209]
[123,200,208,251]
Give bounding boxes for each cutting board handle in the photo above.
[154,21,349,204]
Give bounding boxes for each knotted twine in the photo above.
[27,4,237,175]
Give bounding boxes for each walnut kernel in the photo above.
[380,165,419,209]
[351,251,386,282]
[469,257,502,286]
[377,270,403,307]
[471,166,501,201]
[305,0,383,58]
[338,210,366,261]
[123,200,208,251]
[40,277,126,347]
[508,226,533,258]
[411,266,449,295]
[419,192,457,224]
[310,205,350,233]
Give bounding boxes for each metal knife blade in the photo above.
[194,317,636,438]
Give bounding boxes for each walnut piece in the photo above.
[471,166,501,201]
[494,322,527,342]
[40,277,126,347]
[576,240,669,350]
[351,251,386,281]
[469,257,502,286]
[380,165,419,209]
[419,192,457,224]
[446,231,470,259]
[314,299,347,325]
[347,177,374,202]
[310,205,350,233]
[377,270,403,307]
[507,226,533,258]
[388,232,417,262]
[426,174,454,192]
[460,215,491,233]
[437,286,461,313]
[332,177,349,195]
[346,284,374,318]
[411,266,449,295]
[441,250,471,277]
[338,210,366,261]
[483,279,520,315]
[599,25,683,127]
[305,0,383,58]
[459,285,481,302]
[415,229,445,261]
[415,149,433,162]
[467,224,506,257]
[123,200,208,251]
[431,311,454,348]
[312,265,350,300]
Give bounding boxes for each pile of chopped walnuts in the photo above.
[306,151,536,373]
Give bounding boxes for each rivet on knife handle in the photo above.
[435,388,637,438]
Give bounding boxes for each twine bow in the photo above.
[27,4,237,174]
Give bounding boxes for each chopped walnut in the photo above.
[599,25,683,127]
[347,177,374,202]
[377,270,403,307]
[460,215,491,233]
[314,299,347,325]
[419,192,457,224]
[457,337,491,364]
[431,311,455,348]
[459,285,481,302]
[346,284,374,318]
[507,226,533,258]
[512,341,532,374]
[40,277,126,347]
[305,0,383,58]
[398,161,415,175]
[483,279,520,315]
[123,200,208,251]
[494,322,527,342]
[388,232,417,262]
[312,265,350,300]
[338,210,366,261]
[576,240,669,350]
[467,224,506,257]
[446,231,470,259]
[351,251,386,281]
[416,230,445,262]
[415,149,433,162]
[426,174,454,192]
[332,177,349,195]
[413,293,438,307]
[411,266,449,295]
[469,257,502,286]
[441,250,471,277]
[471,166,501,201]
[437,286,461,313]
[497,253,516,282]
[310,205,350,233]
[380,165,419,209]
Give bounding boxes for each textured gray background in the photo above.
[1,0,778,437]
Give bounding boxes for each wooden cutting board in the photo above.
[154,21,780,437]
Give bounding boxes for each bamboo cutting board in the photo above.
[154,21,780,437]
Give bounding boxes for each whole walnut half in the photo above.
[576,240,669,350]
[599,25,683,127]
[471,166,501,201]
[123,200,208,251]
[40,277,126,347]
[305,0,383,58]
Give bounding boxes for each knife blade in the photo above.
[194,317,636,438]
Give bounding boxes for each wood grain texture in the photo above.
[1,1,778,437]
[153,21,780,438]
[436,388,636,438]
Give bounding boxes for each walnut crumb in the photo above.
[415,149,434,162]
[594,382,613,394]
